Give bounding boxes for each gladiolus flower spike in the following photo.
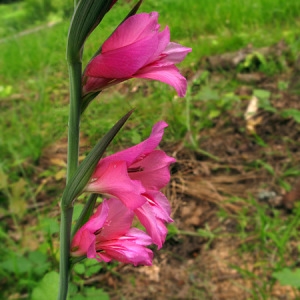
[83,12,192,98]
[72,121,175,265]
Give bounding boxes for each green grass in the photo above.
[1,0,300,299]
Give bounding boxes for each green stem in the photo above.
[58,61,82,300]
[66,62,82,180]
[58,206,74,300]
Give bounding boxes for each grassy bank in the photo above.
[1,0,300,299]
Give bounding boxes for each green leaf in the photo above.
[208,109,221,119]
[281,109,300,123]
[256,159,274,175]
[273,268,300,288]
[28,251,50,276]
[86,264,102,277]
[1,255,31,275]
[72,204,85,221]
[198,87,219,101]
[31,271,59,300]
[85,287,109,300]
[74,263,85,275]
[70,287,109,300]
[253,89,271,100]
[40,218,60,235]
[62,110,133,208]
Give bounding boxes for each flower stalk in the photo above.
[58,59,82,300]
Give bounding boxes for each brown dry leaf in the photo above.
[244,95,264,134]
[54,169,66,181]
[49,158,66,167]
[244,95,259,121]
[34,177,51,197]
[21,227,40,251]
[138,265,160,282]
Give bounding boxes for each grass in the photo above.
[1,0,300,299]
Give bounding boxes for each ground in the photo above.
[10,43,300,299]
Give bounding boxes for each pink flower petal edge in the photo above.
[83,12,192,97]
[71,198,153,266]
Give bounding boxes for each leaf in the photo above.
[40,218,60,235]
[273,268,300,288]
[72,204,85,221]
[28,251,51,276]
[31,271,59,300]
[198,87,219,101]
[9,178,27,218]
[256,159,274,175]
[62,110,133,208]
[50,158,66,167]
[0,254,38,275]
[253,89,271,100]
[86,264,102,277]
[208,109,221,119]
[281,109,300,123]
[86,287,109,300]
[73,263,85,275]
[0,169,8,190]
[70,287,109,300]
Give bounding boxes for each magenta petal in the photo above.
[83,76,113,94]
[71,228,96,257]
[83,200,109,232]
[129,150,176,190]
[144,26,170,65]
[86,161,146,210]
[71,201,109,257]
[86,34,159,78]
[135,65,188,97]
[94,252,112,262]
[98,239,153,266]
[96,227,153,265]
[146,191,173,223]
[135,202,167,249]
[125,228,153,246]
[82,12,191,96]
[99,198,134,239]
[101,121,168,166]
[134,191,173,249]
[102,12,160,51]
[160,42,192,65]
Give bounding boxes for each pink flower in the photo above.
[85,121,176,210]
[83,12,192,97]
[135,190,173,249]
[71,198,153,266]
